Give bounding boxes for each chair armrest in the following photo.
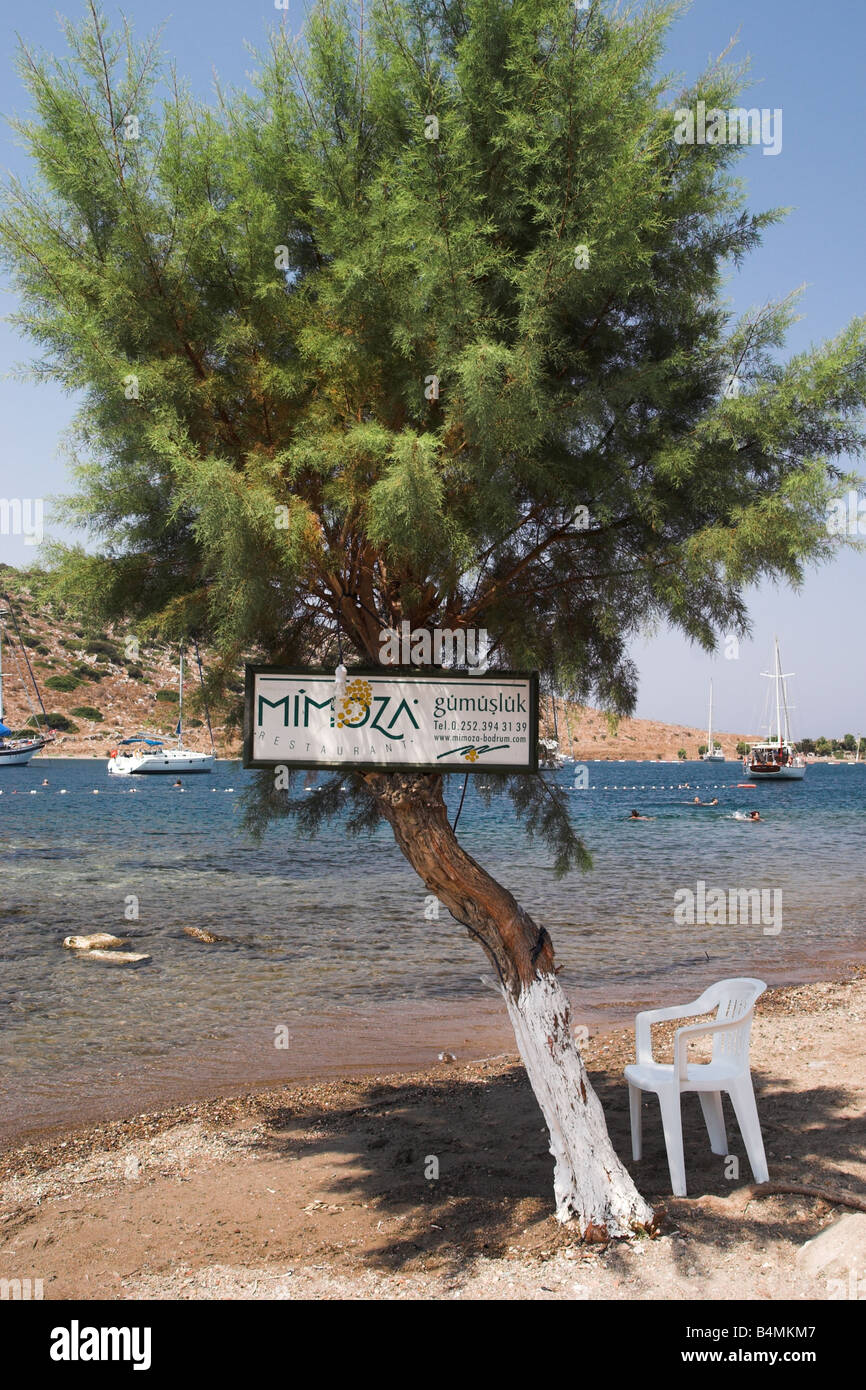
[673,1014,753,1081]
[634,999,712,1064]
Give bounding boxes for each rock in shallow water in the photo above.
[71,948,151,965]
[63,933,128,951]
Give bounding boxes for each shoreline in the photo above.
[3,964,863,1161]
[5,948,866,1151]
[2,967,863,1299]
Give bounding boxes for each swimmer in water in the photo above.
[173,779,183,789]
[748,809,762,821]
[628,809,653,820]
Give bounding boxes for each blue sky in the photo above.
[0,0,863,736]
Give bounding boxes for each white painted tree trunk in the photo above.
[503,972,653,1236]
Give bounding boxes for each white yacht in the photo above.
[108,653,214,775]
[744,638,806,781]
[539,737,567,769]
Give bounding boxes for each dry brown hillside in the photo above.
[0,572,240,758]
[539,697,749,763]
[0,570,749,760]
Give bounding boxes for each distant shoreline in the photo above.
[15,752,860,765]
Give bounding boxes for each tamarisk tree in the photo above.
[3,0,864,1235]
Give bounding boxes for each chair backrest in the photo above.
[703,977,766,1065]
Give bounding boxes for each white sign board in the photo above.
[244,667,539,772]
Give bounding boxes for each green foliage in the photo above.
[45,711,79,731]
[68,705,104,720]
[799,734,861,755]
[677,748,687,760]
[2,1,866,865]
[155,689,179,703]
[736,740,750,756]
[45,672,82,692]
[85,639,121,659]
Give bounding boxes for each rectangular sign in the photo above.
[244,666,539,773]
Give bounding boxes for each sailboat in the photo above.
[702,680,725,761]
[539,690,567,768]
[107,652,214,775]
[0,608,52,766]
[744,638,806,781]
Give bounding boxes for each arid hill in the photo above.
[539,698,748,763]
[0,570,748,761]
[0,571,237,759]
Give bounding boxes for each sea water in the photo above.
[1,757,863,1136]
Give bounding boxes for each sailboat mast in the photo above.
[707,680,713,749]
[774,638,783,745]
[178,652,184,749]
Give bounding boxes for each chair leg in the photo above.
[657,1086,687,1196]
[629,1083,643,1160]
[698,1091,728,1156]
[728,1076,769,1184]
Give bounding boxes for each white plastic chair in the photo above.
[624,977,769,1196]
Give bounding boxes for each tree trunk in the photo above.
[363,770,653,1238]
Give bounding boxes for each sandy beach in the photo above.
[2,968,864,1301]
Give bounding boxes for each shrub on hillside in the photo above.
[45,673,82,692]
[85,639,121,658]
[155,690,179,703]
[45,712,79,732]
[69,706,103,721]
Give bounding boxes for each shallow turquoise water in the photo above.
[1,757,863,1136]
